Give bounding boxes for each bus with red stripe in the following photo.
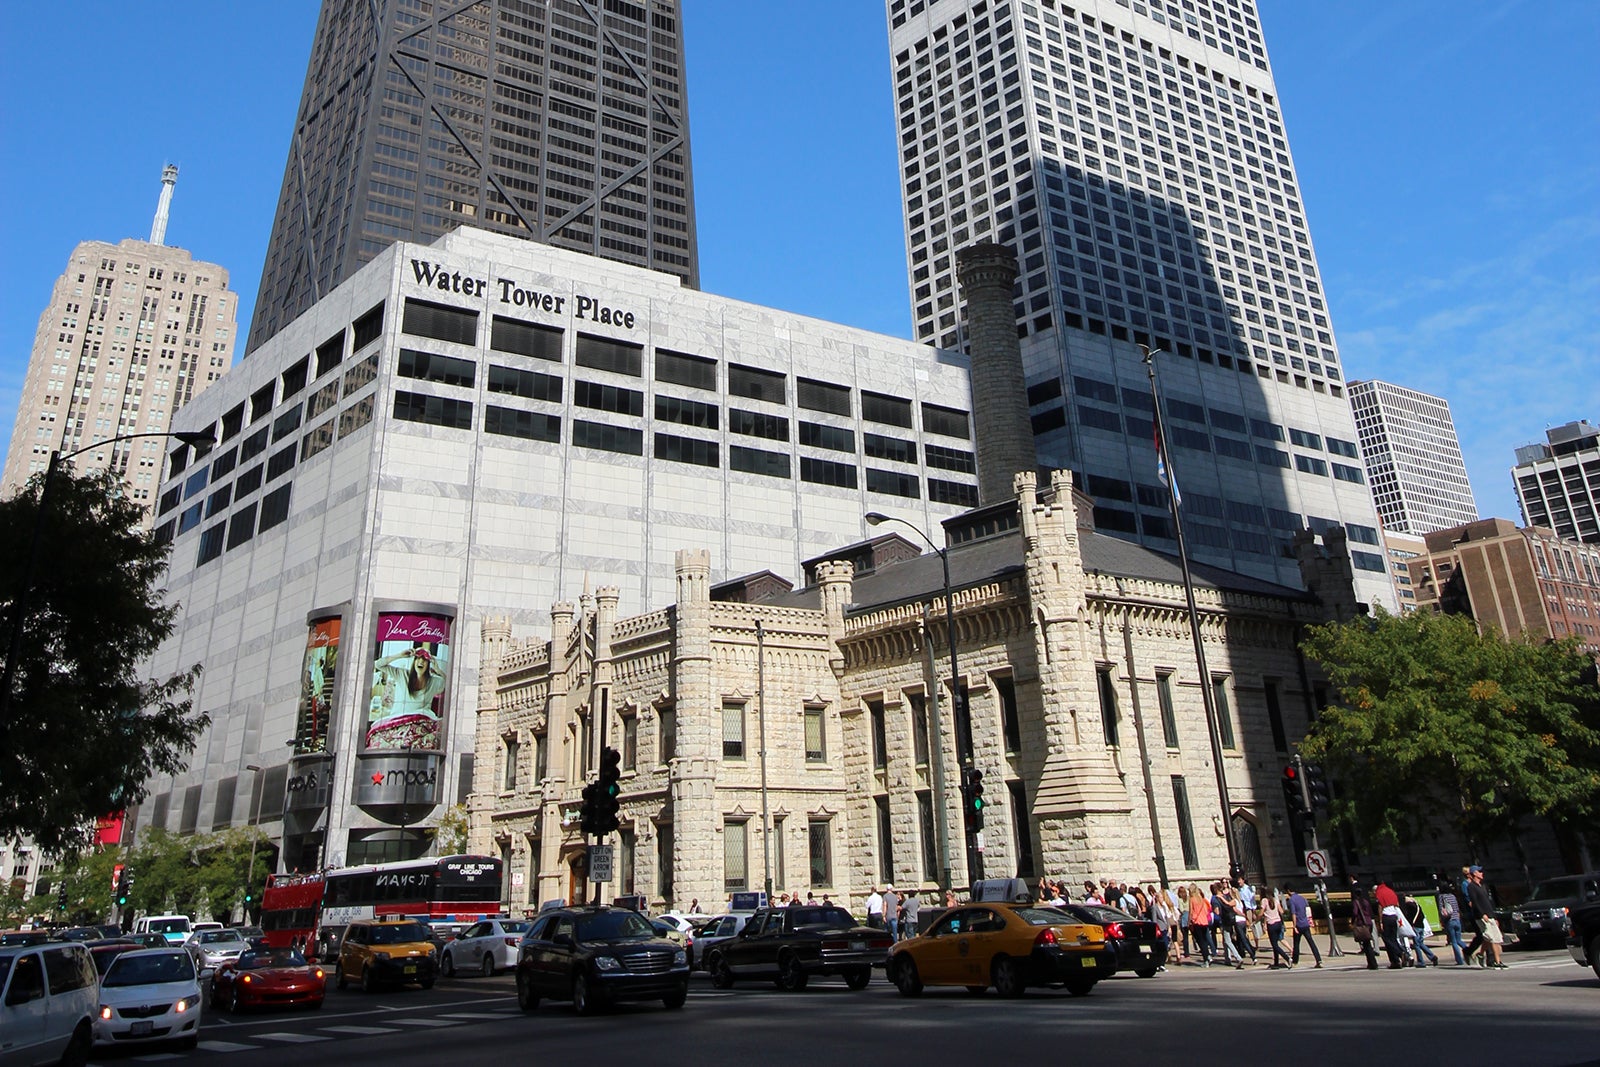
[260,855,503,959]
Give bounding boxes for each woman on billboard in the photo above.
[366,644,448,750]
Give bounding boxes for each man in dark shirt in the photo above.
[1465,866,1505,969]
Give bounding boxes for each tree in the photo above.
[0,465,208,852]
[429,804,471,856]
[1300,608,1600,855]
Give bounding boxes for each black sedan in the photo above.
[1057,904,1169,978]
[515,906,689,1015]
[708,905,893,991]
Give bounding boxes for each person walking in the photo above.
[1260,890,1293,968]
[1235,876,1260,953]
[884,886,901,941]
[865,886,885,929]
[1287,884,1323,969]
[1349,883,1379,970]
[1464,866,1506,969]
[1226,883,1257,962]
[1436,876,1466,965]
[1211,882,1244,968]
[1187,883,1214,966]
[901,890,920,940]
[1175,885,1192,961]
[1400,893,1438,967]
[1373,878,1407,968]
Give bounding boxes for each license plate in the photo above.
[1527,921,1543,929]
[130,1021,153,1037]
[849,941,866,950]
[1081,957,1096,968]
[404,964,417,973]
[1139,945,1152,954]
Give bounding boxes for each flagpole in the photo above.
[1142,344,1242,880]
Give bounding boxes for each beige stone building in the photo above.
[472,470,1356,915]
[2,169,237,516]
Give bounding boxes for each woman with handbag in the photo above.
[1350,883,1380,970]
[1259,889,1293,968]
[1187,882,1215,966]
[1400,894,1439,966]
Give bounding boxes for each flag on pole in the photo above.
[1155,422,1182,507]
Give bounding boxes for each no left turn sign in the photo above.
[1304,849,1330,877]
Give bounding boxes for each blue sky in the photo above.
[1,1,1594,524]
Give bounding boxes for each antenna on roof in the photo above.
[149,164,179,245]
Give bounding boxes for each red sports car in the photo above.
[210,947,327,1011]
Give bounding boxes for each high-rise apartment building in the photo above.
[1513,420,1600,545]
[246,0,698,353]
[885,0,1393,608]
[1,168,238,513]
[1347,379,1477,535]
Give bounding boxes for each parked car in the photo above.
[1511,872,1600,949]
[1056,903,1169,978]
[210,947,327,1012]
[83,938,141,977]
[131,915,192,946]
[514,905,689,1014]
[887,901,1115,997]
[93,948,202,1051]
[709,905,892,992]
[440,919,531,977]
[335,919,437,992]
[1564,898,1600,982]
[185,929,249,974]
[691,914,751,970]
[0,941,97,1066]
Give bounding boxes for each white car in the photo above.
[93,949,202,1051]
[0,942,97,1067]
[184,930,248,973]
[439,918,531,977]
[691,914,752,970]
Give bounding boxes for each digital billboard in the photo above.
[365,612,452,751]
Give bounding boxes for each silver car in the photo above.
[184,929,248,973]
[439,919,531,977]
[692,914,752,971]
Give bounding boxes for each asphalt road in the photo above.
[90,947,1598,1067]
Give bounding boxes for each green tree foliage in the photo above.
[124,826,272,920]
[429,804,471,856]
[0,465,208,852]
[1300,608,1600,851]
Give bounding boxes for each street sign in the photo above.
[588,844,614,883]
[511,871,525,888]
[1304,848,1330,878]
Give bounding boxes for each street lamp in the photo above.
[864,512,970,890]
[0,429,217,724]
[245,764,265,920]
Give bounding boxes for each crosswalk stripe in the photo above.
[196,1040,261,1052]
[254,1031,330,1043]
[320,1025,403,1035]
[132,1055,184,1062]
[438,1012,506,1019]
[391,1018,461,1027]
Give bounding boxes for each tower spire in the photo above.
[149,164,178,245]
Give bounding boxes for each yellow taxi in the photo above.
[335,919,438,992]
[887,901,1116,997]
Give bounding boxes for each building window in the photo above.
[869,700,888,770]
[618,828,635,896]
[533,733,547,782]
[724,819,748,893]
[1172,776,1200,869]
[657,823,674,898]
[1263,678,1288,753]
[876,797,894,884]
[622,715,638,771]
[808,819,833,887]
[502,736,519,792]
[917,791,937,883]
[575,334,642,376]
[722,700,745,760]
[773,815,787,890]
[1212,676,1237,749]
[908,692,929,767]
[1157,671,1180,749]
[804,705,826,763]
[402,298,478,345]
[659,707,677,763]
[995,675,1021,753]
[1008,780,1036,878]
[1097,667,1121,747]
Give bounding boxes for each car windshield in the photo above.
[368,923,432,945]
[198,932,243,946]
[103,952,195,987]
[789,907,855,929]
[574,911,656,941]
[239,949,308,969]
[1530,878,1580,901]
[1015,907,1075,926]
[147,918,190,934]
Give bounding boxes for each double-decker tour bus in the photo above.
[260,855,503,959]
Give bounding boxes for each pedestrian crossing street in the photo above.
[126,1010,524,1060]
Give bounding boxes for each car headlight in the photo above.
[673,950,687,965]
[174,998,190,1014]
[100,1006,113,1020]
[593,956,620,971]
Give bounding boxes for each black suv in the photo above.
[515,906,689,1015]
[708,905,892,991]
[1511,872,1600,949]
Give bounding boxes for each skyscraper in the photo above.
[1513,420,1600,545]
[1347,379,1477,535]
[1,167,238,516]
[885,0,1394,607]
[247,0,698,353]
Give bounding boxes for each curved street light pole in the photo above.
[0,429,216,727]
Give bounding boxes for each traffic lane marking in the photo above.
[320,1025,403,1035]
[195,1040,261,1052]
[254,1032,331,1043]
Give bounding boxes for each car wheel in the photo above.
[419,976,435,990]
[1065,978,1096,997]
[481,953,496,978]
[662,983,687,1010]
[361,964,377,994]
[776,952,809,992]
[209,981,223,1010]
[844,966,871,991]
[1590,935,1600,983]
[309,999,324,1010]
[709,953,734,990]
[892,957,923,997]
[59,1023,91,1067]
[441,950,455,978]
[179,1035,198,1051]
[572,972,597,1016]
[517,968,540,1012]
[336,964,348,990]
[1135,966,1158,979]
[992,956,1026,998]
[230,987,244,1013]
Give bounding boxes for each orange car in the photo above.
[887,901,1116,997]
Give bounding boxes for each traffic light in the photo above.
[595,746,622,836]
[244,886,254,905]
[57,887,68,913]
[1303,762,1331,810]
[1282,764,1307,815]
[961,766,985,829]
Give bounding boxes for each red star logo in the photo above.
[372,772,384,785]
